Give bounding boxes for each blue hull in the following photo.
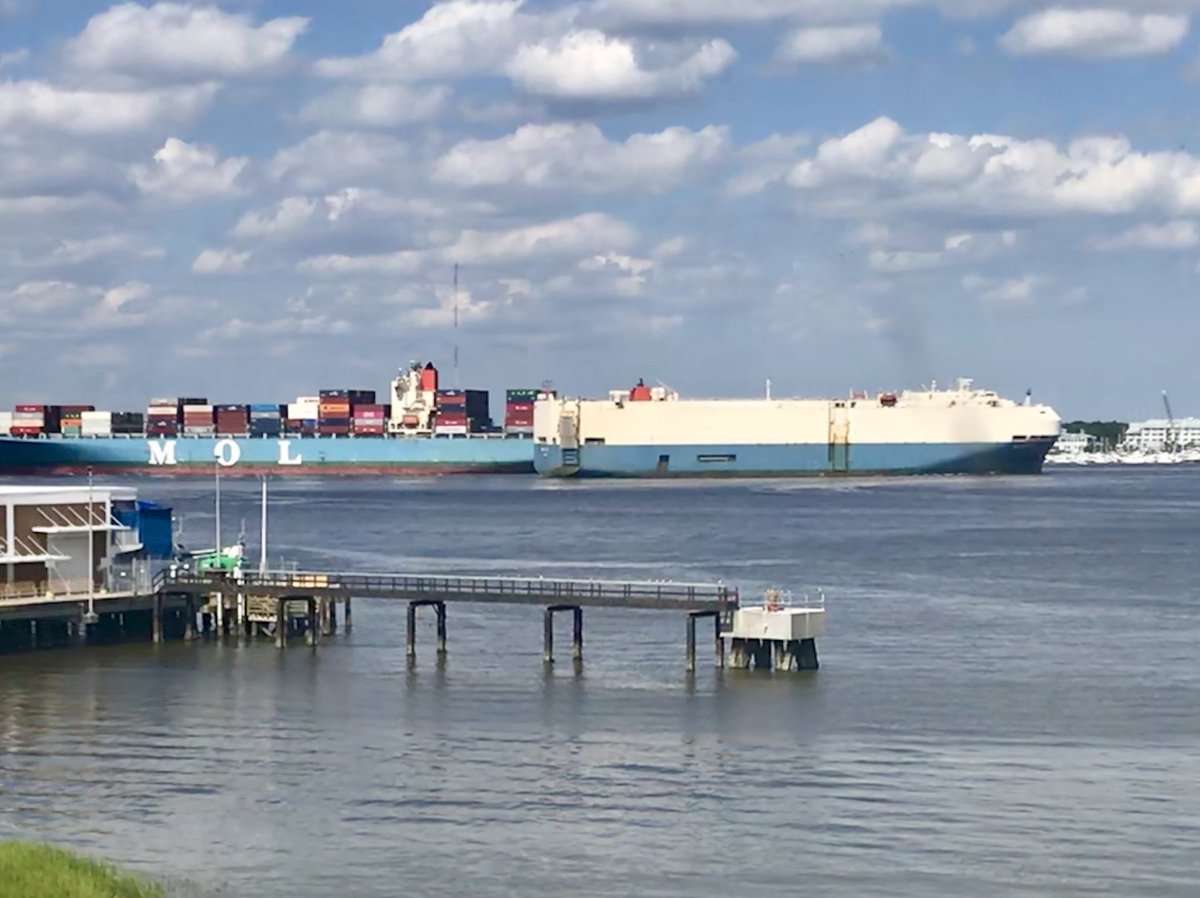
[534,440,1055,478]
[0,435,535,476]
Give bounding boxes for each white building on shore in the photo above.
[1122,418,1200,452]
[1052,431,1096,454]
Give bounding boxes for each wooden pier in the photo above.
[3,569,825,672]
[157,569,746,669]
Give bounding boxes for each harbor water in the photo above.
[2,469,1198,897]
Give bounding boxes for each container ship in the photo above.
[533,378,1061,478]
[0,362,546,476]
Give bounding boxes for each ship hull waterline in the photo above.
[0,435,536,477]
[534,439,1056,478]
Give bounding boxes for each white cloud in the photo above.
[1096,219,1200,249]
[434,122,728,192]
[267,131,411,192]
[589,0,912,26]
[1000,9,1189,59]
[193,248,252,273]
[776,24,887,65]
[867,229,1017,271]
[316,0,540,81]
[68,2,308,79]
[19,234,161,267]
[300,84,451,127]
[0,279,153,327]
[769,116,1200,218]
[233,197,319,239]
[130,138,248,202]
[300,249,425,275]
[0,80,214,134]
[0,48,29,68]
[963,273,1040,307]
[446,212,637,262]
[507,31,735,100]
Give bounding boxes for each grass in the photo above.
[0,842,162,898]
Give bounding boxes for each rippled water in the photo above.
[2,469,1199,897]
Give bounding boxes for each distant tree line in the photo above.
[1063,420,1128,447]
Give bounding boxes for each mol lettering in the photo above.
[214,439,241,467]
[278,440,302,466]
[148,440,177,466]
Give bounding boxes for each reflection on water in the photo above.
[2,469,1199,897]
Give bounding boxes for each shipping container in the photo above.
[506,389,539,401]
[505,401,535,413]
[14,404,45,413]
[434,426,469,436]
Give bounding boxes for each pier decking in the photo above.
[2,568,824,672]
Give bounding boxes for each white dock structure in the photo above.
[725,590,826,671]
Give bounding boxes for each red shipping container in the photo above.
[505,402,534,413]
[15,404,45,413]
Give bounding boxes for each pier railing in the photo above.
[158,569,739,612]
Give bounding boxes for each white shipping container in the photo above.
[0,412,12,434]
[434,425,468,436]
[81,424,113,436]
[288,403,320,419]
[183,404,213,413]
[81,411,113,422]
[146,405,177,416]
[13,411,45,421]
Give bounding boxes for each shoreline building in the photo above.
[1,485,171,601]
[1122,418,1200,452]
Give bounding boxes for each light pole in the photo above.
[84,466,98,625]
[259,474,268,574]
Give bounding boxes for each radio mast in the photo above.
[453,263,460,389]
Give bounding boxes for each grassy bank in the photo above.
[0,842,162,898]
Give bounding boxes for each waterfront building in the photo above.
[1122,418,1200,452]
[1,485,171,600]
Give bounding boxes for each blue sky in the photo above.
[1,1,1198,419]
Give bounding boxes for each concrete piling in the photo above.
[543,605,583,665]
[152,593,164,644]
[343,596,352,632]
[305,598,318,649]
[275,599,287,649]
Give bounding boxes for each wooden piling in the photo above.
[435,602,447,657]
[275,599,287,649]
[571,606,583,661]
[543,608,554,664]
[152,593,164,644]
[184,600,196,641]
[305,598,318,649]
[343,596,352,632]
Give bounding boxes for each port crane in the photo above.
[1162,390,1178,453]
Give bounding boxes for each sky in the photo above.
[1,1,1198,420]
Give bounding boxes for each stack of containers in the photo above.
[352,403,386,437]
[146,398,180,437]
[215,404,249,436]
[286,396,320,435]
[504,389,537,435]
[81,411,113,437]
[250,404,283,438]
[318,390,351,436]
[113,412,145,435]
[59,405,95,436]
[0,411,12,436]
[182,403,215,437]
[11,404,47,436]
[435,389,489,435]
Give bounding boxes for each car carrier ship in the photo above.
[532,378,1061,478]
[0,362,543,476]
